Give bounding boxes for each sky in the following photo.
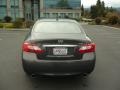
[81,0,120,8]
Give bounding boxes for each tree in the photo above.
[84,10,91,18]
[96,0,101,7]
[81,4,84,16]
[4,16,12,22]
[104,6,117,16]
[101,1,105,16]
[90,0,105,18]
[90,5,98,18]
[57,0,70,9]
[101,1,105,10]
[96,0,105,17]
[109,7,116,12]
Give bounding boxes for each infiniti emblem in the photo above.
[58,40,63,44]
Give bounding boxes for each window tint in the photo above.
[33,22,81,34]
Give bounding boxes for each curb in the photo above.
[0,28,29,31]
[103,25,120,30]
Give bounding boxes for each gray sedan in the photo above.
[22,19,96,76]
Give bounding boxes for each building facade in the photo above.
[0,0,81,21]
[0,0,23,20]
[40,0,81,19]
[43,0,81,9]
[23,0,40,21]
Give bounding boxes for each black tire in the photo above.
[22,61,32,75]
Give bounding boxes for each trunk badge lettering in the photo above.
[58,40,63,44]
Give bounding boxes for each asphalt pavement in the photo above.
[0,25,120,90]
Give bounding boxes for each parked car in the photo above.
[22,19,96,76]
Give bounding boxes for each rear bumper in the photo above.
[22,52,96,75]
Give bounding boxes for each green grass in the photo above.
[0,23,15,28]
[0,23,3,28]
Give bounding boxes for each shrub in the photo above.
[25,21,34,28]
[4,23,14,28]
[17,18,25,22]
[109,15,119,25]
[4,16,12,22]
[0,23,14,28]
[0,23,3,28]
[118,17,120,24]
[95,17,102,25]
[13,18,23,28]
[0,19,2,22]
[106,12,119,25]
[101,20,108,25]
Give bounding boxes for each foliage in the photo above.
[4,16,12,22]
[81,4,84,16]
[0,19,2,22]
[88,0,119,25]
[118,17,120,24]
[0,23,3,28]
[84,10,91,18]
[0,23,14,28]
[90,5,98,18]
[5,23,14,28]
[106,12,119,25]
[13,18,24,28]
[25,21,34,28]
[95,17,102,24]
[108,7,116,12]
[90,0,105,19]
[104,7,116,16]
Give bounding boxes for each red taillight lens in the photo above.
[79,43,96,54]
[22,42,45,54]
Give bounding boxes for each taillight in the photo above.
[22,42,45,54]
[79,43,96,54]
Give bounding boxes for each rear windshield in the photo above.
[33,22,81,34]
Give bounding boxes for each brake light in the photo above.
[22,42,45,54]
[79,43,96,54]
